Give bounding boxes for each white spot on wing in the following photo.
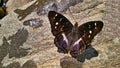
[95,22,97,26]
[53,14,58,19]
[55,26,57,29]
[56,22,58,25]
[55,14,58,17]
[94,22,97,29]
[95,26,97,29]
[89,30,92,34]
[60,18,62,22]
[88,35,91,38]
[53,17,55,19]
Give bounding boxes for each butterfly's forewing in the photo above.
[79,21,103,44]
[70,21,103,57]
[78,21,103,43]
[48,11,73,53]
[48,11,73,36]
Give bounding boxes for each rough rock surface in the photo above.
[0,0,120,68]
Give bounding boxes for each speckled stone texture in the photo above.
[0,0,120,68]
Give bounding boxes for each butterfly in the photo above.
[48,11,103,58]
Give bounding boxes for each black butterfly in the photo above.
[48,11,103,58]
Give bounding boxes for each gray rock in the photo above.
[0,0,120,68]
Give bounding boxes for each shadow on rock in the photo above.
[0,37,9,62]
[7,28,30,58]
[60,44,98,68]
[0,28,30,67]
[75,44,98,62]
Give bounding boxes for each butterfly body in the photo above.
[48,11,103,57]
